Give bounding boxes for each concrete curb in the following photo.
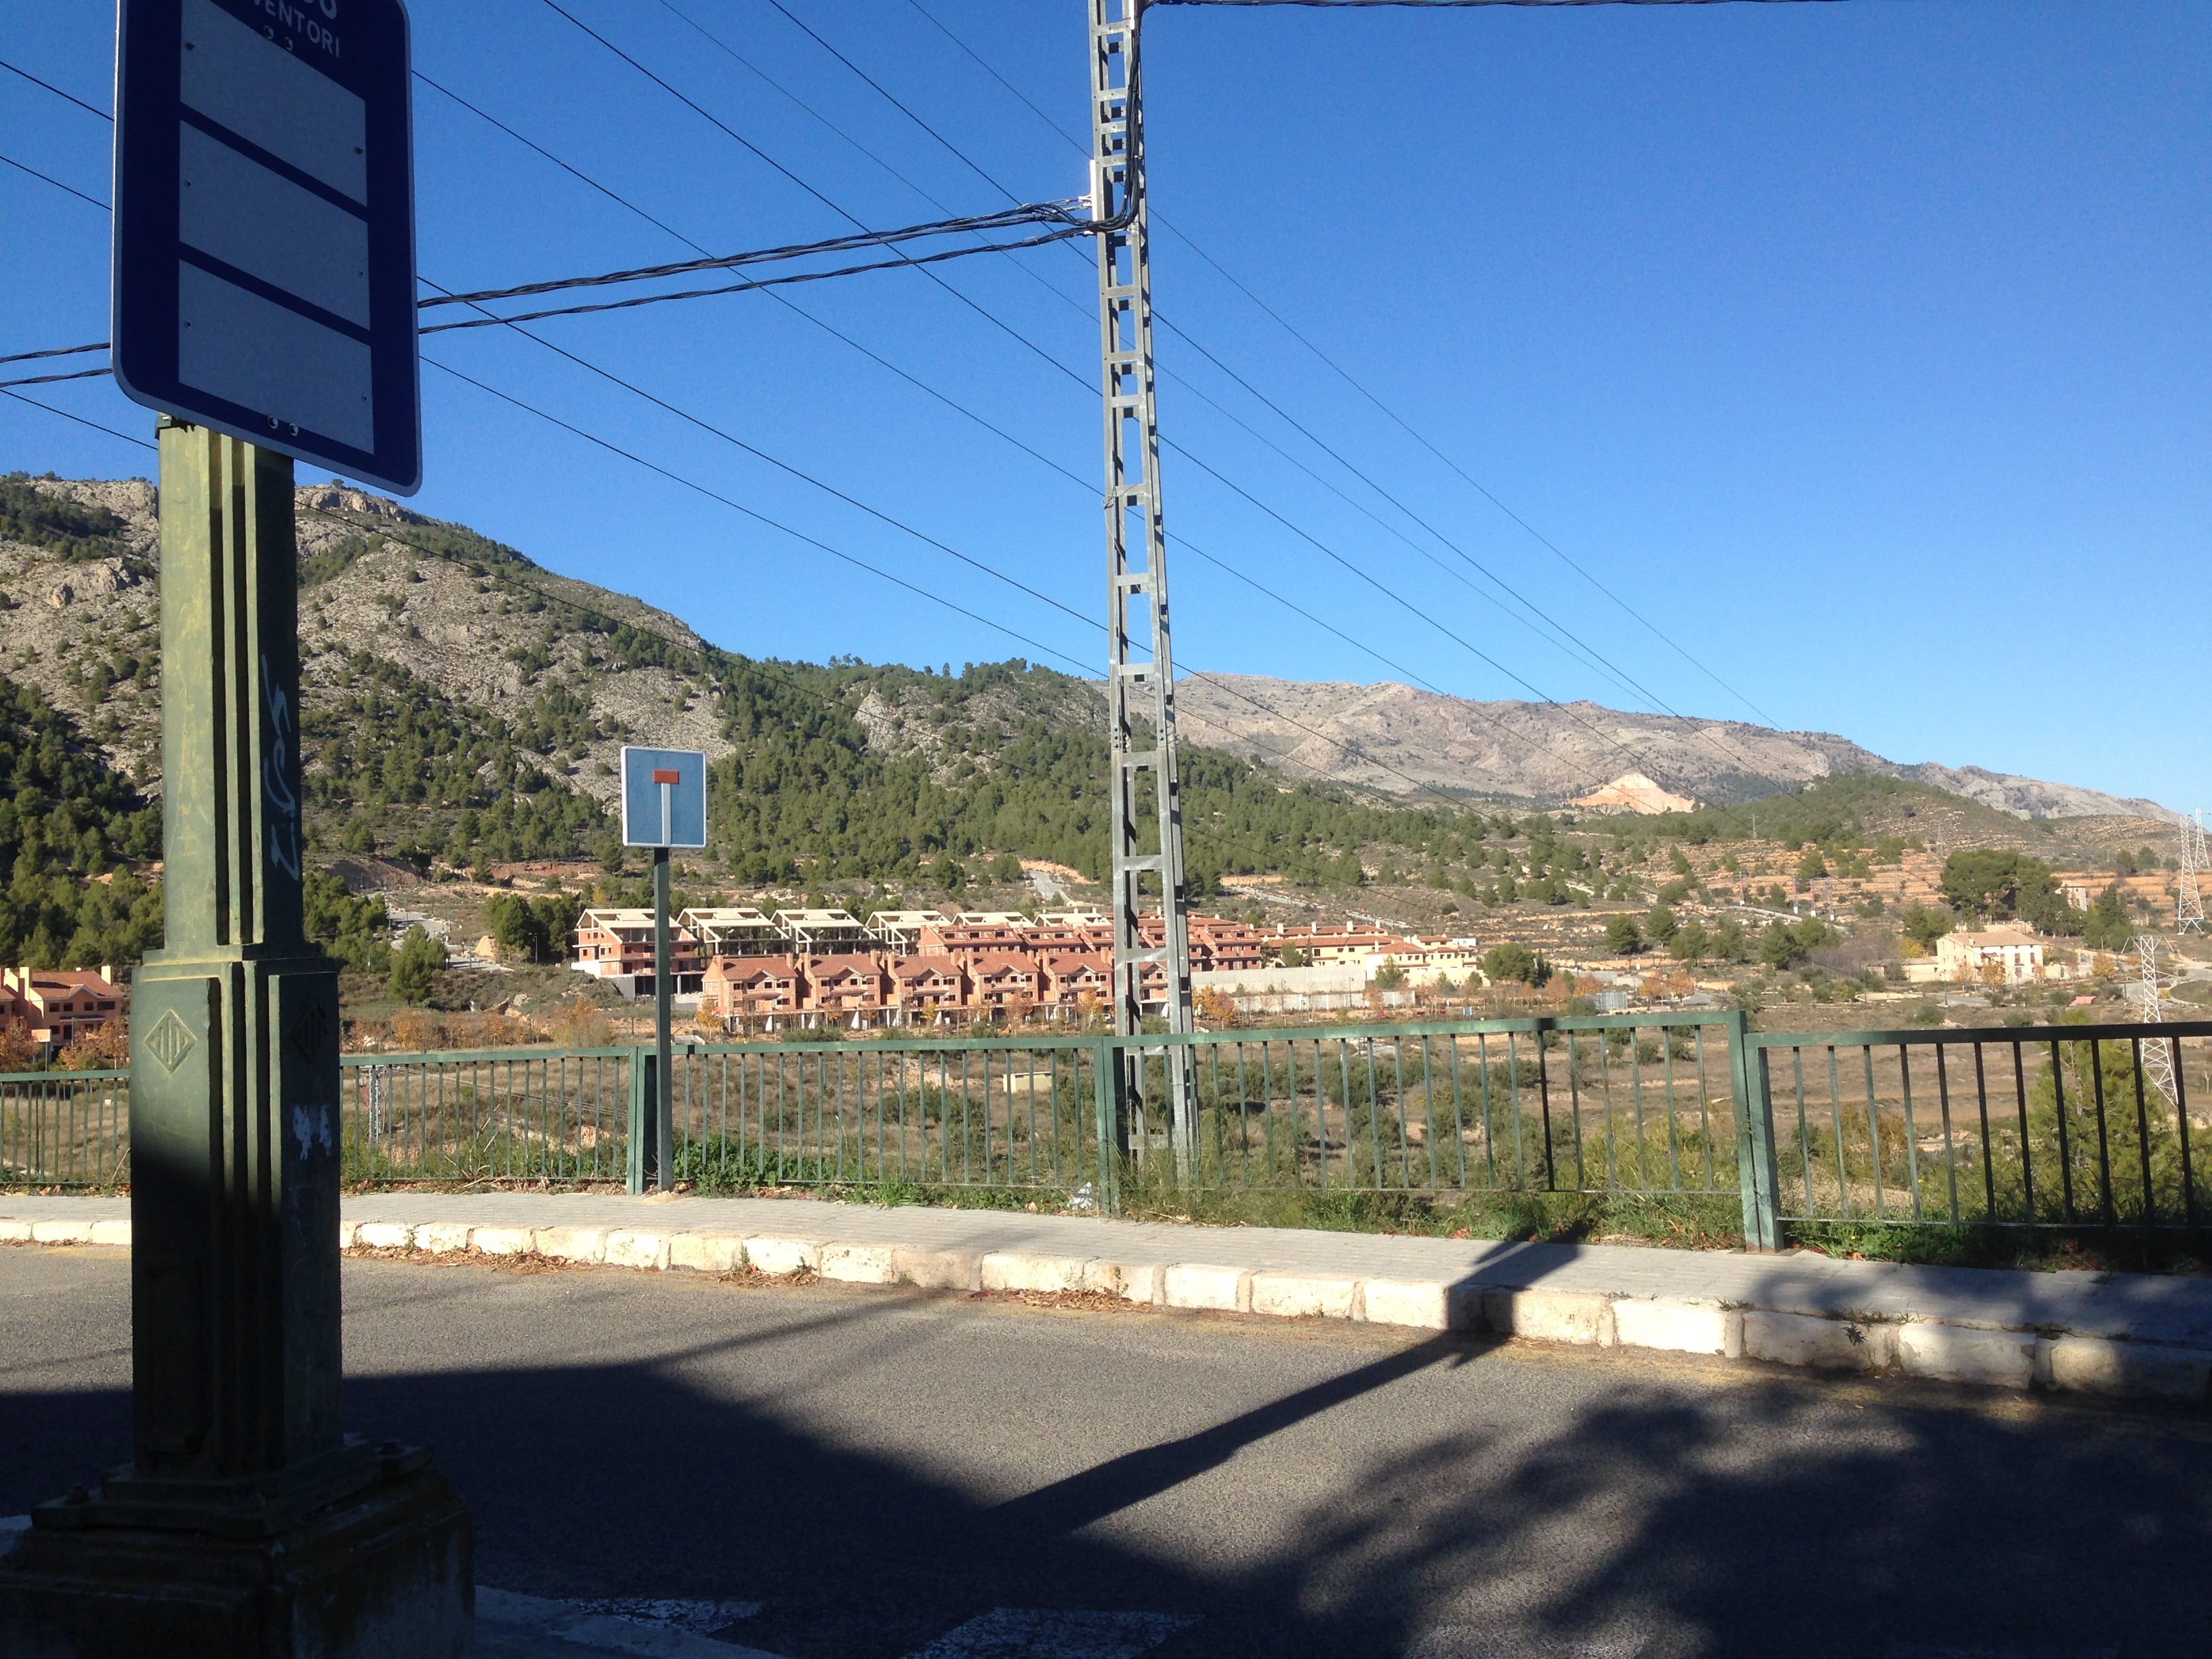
[9,1213,2207,1404]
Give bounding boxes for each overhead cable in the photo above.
[0,342,108,366]
[419,226,1092,333]
[0,59,110,122]
[0,366,109,390]
[0,152,107,211]
[0,388,154,451]
[424,354,1096,679]
[905,0,1785,731]
[533,17,1672,803]
[418,200,1086,312]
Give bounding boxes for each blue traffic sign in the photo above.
[112,0,421,495]
[620,747,708,850]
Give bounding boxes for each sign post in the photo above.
[620,747,708,1193]
[0,3,464,1654]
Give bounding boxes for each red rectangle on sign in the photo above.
[651,769,681,785]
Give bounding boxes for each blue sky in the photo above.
[3,1,2207,813]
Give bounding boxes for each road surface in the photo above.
[4,1245,2207,1658]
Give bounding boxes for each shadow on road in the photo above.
[8,1263,2212,1659]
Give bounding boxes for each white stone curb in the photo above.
[13,1214,2210,1404]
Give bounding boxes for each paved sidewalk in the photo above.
[7,1191,2211,1402]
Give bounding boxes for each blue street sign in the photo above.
[112,0,422,495]
[620,747,708,849]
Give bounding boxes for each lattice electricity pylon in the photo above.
[2127,934,2180,1109]
[2177,809,2207,936]
[1090,0,1196,1181]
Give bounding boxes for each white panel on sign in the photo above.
[178,263,373,449]
[178,125,370,327]
[180,0,367,203]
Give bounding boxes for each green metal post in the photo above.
[1728,1010,1783,1251]
[125,424,345,1488]
[653,846,674,1189]
[0,424,468,1655]
[628,1046,649,1195]
[1093,1033,1122,1214]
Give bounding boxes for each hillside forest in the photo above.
[0,474,2184,990]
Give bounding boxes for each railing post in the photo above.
[627,1046,655,1197]
[1093,1033,1122,1214]
[1728,1010,1782,1251]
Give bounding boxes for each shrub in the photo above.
[388,927,447,1005]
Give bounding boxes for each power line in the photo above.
[905,0,1784,731]
[0,151,107,211]
[418,224,1092,333]
[0,323,1448,840]
[754,0,1030,208]
[414,68,701,252]
[0,342,107,366]
[417,271,1505,815]
[419,202,1082,312]
[422,353,1096,678]
[537,0,1109,398]
[411,218,1494,823]
[0,268,1489,853]
[1162,232,1788,729]
[460,26,1682,809]
[3,369,1469,884]
[0,366,109,390]
[2,203,1721,827]
[904,1,1082,153]
[1,23,1750,824]
[5,90,1715,853]
[417,277,1102,640]
[0,58,110,122]
[626,5,1635,801]
[0,388,154,451]
[759,0,1784,807]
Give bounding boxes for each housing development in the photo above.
[569,903,1482,1027]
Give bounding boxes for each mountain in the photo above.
[0,472,1444,897]
[1175,674,2182,825]
[0,471,2179,931]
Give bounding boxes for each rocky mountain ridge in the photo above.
[0,474,2179,843]
[1174,674,2181,825]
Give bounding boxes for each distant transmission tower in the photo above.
[1090,0,1196,1179]
[2177,809,2207,935]
[2127,935,2179,1109]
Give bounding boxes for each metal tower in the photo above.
[1089,0,1196,1179]
[2177,809,2207,936]
[2127,934,2179,1109]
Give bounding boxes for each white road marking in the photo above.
[1886,1648,2119,1659]
[900,1607,1198,1659]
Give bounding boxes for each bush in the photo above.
[388,927,447,1004]
[1480,941,1547,987]
[482,890,582,964]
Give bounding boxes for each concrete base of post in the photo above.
[0,1457,469,1659]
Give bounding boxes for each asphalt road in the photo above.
[5,1245,2210,1659]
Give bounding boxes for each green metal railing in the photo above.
[0,1068,127,1188]
[1104,1014,1747,1212]
[343,1048,636,1186]
[1749,1021,2212,1241]
[6,1012,2206,1250]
